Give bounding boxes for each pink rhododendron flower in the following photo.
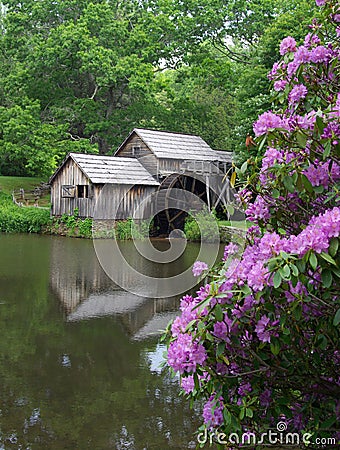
[181,375,195,394]
[202,396,224,428]
[192,261,208,277]
[245,195,271,222]
[274,80,287,91]
[167,333,207,374]
[253,112,288,136]
[310,45,331,63]
[280,36,297,55]
[289,84,308,105]
[255,315,279,343]
[223,242,239,261]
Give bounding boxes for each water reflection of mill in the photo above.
[49,237,182,340]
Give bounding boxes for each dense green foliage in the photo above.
[51,209,93,238]
[0,192,51,232]
[0,0,318,176]
[184,210,220,242]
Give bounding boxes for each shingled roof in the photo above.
[50,153,160,185]
[116,128,232,162]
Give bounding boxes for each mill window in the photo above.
[132,145,142,157]
[77,185,89,198]
[61,185,75,198]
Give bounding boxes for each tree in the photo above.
[0,0,232,158]
[165,1,340,446]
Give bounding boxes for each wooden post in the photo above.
[206,174,211,211]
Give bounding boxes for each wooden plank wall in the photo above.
[116,135,159,177]
[93,185,156,220]
[158,158,181,174]
[51,158,93,217]
[51,157,157,219]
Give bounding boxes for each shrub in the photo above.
[164,2,340,447]
[0,192,51,233]
[184,209,219,242]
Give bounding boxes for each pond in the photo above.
[0,234,223,449]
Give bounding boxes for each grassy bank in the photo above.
[0,176,45,194]
[0,175,50,207]
[0,192,51,233]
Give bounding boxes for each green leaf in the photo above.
[240,160,248,174]
[273,271,282,288]
[272,188,280,199]
[301,174,314,193]
[329,238,339,258]
[331,267,340,278]
[317,334,328,350]
[296,131,307,148]
[320,252,337,266]
[293,304,302,320]
[258,135,267,153]
[270,341,280,355]
[321,269,333,288]
[279,251,289,260]
[309,252,318,270]
[215,304,224,322]
[323,141,331,159]
[245,408,253,418]
[280,264,290,279]
[185,319,197,332]
[264,302,275,312]
[283,175,295,193]
[217,341,226,357]
[223,408,231,425]
[241,285,251,295]
[333,309,340,326]
[315,115,325,133]
[197,320,206,333]
[314,185,324,194]
[291,264,299,277]
[321,416,337,429]
[296,259,306,273]
[230,171,236,188]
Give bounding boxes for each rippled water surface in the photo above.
[0,234,222,449]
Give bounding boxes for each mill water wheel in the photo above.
[154,173,207,236]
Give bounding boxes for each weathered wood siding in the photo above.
[93,184,156,220]
[158,158,182,174]
[51,158,94,217]
[115,135,159,177]
[51,156,157,219]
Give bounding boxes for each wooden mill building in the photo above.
[49,152,159,218]
[50,128,232,232]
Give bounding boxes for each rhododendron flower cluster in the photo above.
[192,260,209,277]
[253,111,288,136]
[279,36,297,55]
[167,332,207,374]
[288,84,308,105]
[165,0,340,443]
